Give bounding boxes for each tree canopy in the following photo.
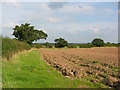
[12,23,48,44]
[54,38,68,48]
[44,42,52,48]
[92,38,104,47]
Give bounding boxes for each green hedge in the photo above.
[79,44,94,48]
[2,37,31,60]
[32,43,45,48]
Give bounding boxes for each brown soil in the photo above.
[36,47,119,88]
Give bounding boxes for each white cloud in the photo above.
[39,21,117,43]
[2,2,118,43]
[3,22,18,28]
[38,4,51,11]
[59,4,95,14]
[11,2,22,7]
[36,3,96,15]
[25,3,116,24]
[47,17,62,23]
[89,27,99,33]
[103,9,113,13]
[3,0,22,7]
[53,22,118,34]
[57,4,115,15]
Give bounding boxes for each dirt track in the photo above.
[37,47,119,87]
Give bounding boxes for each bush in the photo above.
[79,44,94,48]
[32,43,45,48]
[68,43,94,48]
[44,42,53,48]
[104,43,119,47]
[2,37,31,60]
[92,38,104,47]
[68,44,77,48]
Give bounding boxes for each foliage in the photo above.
[44,42,52,48]
[104,42,119,47]
[12,23,48,44]
[0,36,2,56]
[54,38,68,48]
[68,42,119,48]
[68,44,77,48]
[92,38,104,47]
[68,43,94,48]
[79,43,94,48]
[32,43,45,48]
[2,37,31,60]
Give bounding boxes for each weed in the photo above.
[92,61,99,63]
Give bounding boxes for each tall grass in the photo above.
[2,37,31,60]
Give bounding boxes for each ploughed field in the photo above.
[38,47,119,88]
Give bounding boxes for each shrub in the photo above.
[79,44,94,48]
[32,43,44,48]
[104,43,119,47]
[44,42,53,48]
[2,37,31,60]
[68,44,77,48]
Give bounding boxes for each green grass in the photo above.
[2,50,100,88]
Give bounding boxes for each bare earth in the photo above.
[37,47,119,87]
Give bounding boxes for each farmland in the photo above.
[2,37,119,88]
[3,50,101,88]
[37,47,119,88]
[2,1,119,88]
[2,45,120,88]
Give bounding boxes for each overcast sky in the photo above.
[2,2,118,43]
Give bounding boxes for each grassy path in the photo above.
[3,50,97,88]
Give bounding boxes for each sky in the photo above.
[1,1,118,43]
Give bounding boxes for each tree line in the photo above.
[12,23,119,48]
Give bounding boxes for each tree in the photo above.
[12,23,48,44]
[92,38,104,47]
[54,38,68,48]
[44,42,52,48]
[106,42,110,44]
[70,44,77,48]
